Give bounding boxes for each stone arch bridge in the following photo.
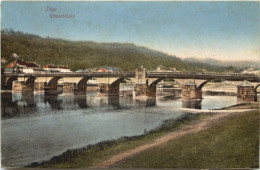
[2,68,260,103]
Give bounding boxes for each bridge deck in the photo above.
[3,72,260,82]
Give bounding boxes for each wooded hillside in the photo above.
[1,29,241,72]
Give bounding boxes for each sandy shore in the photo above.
[178,108,257,114]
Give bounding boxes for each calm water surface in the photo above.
[1,90,238,167]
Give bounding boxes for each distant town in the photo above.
[3,55,260,75]
[2,53,181,74]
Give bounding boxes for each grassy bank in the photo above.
[29,103,259,168]
[113,110,259,168]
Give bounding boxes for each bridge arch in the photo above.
[254,84,260,102]
[147,78,165,87]
[197,78,228,89]
[110,78,127,87]
[5,76,18,90]
[254,84,260,91]
[145,78,165,97]
[97,77,128,95]
[146,78,194,89]
[25,76,37,85]
[46,76,63,90]
[76,76,93,93]
[24,76,37,89]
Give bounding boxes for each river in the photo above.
[1,88,238,167]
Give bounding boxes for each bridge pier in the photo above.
[146,84,157,97]
[22,85,34,92]
[12,81,24,92]
[24,81,35,92]
[63,83,76,93]
[44,85,60,93]
[74,84,87,94]
[237,81,256,103]
[12,81,34,92]
[133,84,147,97]
[181,80,202,101]
[34,82,46,92]
[133,84,157,97]
[97,83,120,96]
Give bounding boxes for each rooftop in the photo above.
[98,67,119,71]
[58,65,70,69]
[5,60,39,68]
[43,64,56,68]
[238,80,253,87]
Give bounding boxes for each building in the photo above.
[168,67,177,72]
[75,69,86,72]
[241,67,260,75]
[58,65,71,72]
[4,60,40,73]
[43,64,71,73]
[97,67,119,72]
[155,66,177,72]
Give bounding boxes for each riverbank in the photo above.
[112,106,259,168]
[28,102,259,168]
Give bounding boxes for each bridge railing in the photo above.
[147,71,259,77]
[3,71,259,78]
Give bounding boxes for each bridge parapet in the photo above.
[3,71,260,82]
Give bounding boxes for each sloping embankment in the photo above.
[178,108,257,114]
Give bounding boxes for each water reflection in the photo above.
[2,91,239,120]
[2,92,141,118]
[1,92,18,118]
[158,95,180,101]
[1,91,238,167]
[108,96,120,108]
[44,94,62,110]
[135,97,156,107]
[1,92,38,118]
[182,100,202,109]
[74,94,88,108]
[22,92,36,108]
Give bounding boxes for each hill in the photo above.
[184,57,260,70]
[1,29,241,72]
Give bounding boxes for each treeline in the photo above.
[1,29,241,73]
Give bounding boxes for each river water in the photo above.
[1,89,238,167]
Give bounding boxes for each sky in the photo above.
[1,1,259,61]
